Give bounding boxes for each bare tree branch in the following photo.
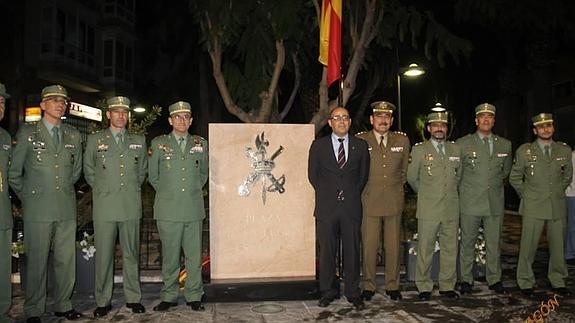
[279,51,301,121]
[257,40,286,122]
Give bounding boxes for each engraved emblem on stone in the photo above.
[238,132,286,204]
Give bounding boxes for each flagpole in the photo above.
[338,76,343,107]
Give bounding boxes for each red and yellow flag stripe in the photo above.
[319,0,342,86]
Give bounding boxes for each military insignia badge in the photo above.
[390,146,404,152]
[129,144,142,150]
[238,132,286,204]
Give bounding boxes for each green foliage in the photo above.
[191,0,307,113]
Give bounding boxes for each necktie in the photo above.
[52,127,60,147]
[380,135,386,149]
[116,133,124,148]
[437,143,444,156]
[544,145,550,158]
[337,138,346,168]
[179,137,186,153]
[483,137,491,156]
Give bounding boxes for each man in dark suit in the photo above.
[308,107,370,310]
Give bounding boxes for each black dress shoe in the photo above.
[153,301,178,312]
[55,309,83,320]
[126,303,146,313]
[348,297,365,310]
[318,296,334,307]
[26,317,41,323]
[418,292,431,301]
[489,282,509,294]
[459,282,473,295]
[93,305,112,318]
[361,290,375,301]
[552,287,572,297]
[386,290,402,301]
[520,288,535,299]
[439,290,460,299]
[187,301,205,311]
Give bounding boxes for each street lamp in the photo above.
[397,63,425,131]
[133,105,146,113]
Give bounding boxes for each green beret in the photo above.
[41,84,69,100]
[427,111,449,124]
[168,101,192,115]
[532,113,553,126]
[107,96,131,110]
[475,103,496,115]
[370,101,396,114]
[0,83,10,99]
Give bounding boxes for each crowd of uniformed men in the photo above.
[0,82,574,321]
[0,84,207,323]
[308,101,574,310]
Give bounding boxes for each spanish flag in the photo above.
[319,0,342,87]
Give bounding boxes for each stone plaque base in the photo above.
[209,124,316,282]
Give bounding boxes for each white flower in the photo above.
[434,241,440,253]
[80,240,87,247]
[408,246,417,255]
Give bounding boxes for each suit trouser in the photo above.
[317,210,362,299]
[416,218,459,292]
[566,197,575,260]
[459,214,503,285]
[517,217,567,289]
[361,215,400,292]
[0,229,11,322]
[157,220,203,302]
[94,219,141,306]
[23,220,75,318]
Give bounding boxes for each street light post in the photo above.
[396,63,425,131]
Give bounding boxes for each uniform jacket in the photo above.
[509,140,573,220]
[357,130,410,217]
[457,133,512,217]
[308,134,370,220]
[84,128,147,221]
[0,127,12,229]
[407,140,462,220]
[9,121,82,222]
[148,133,208,222]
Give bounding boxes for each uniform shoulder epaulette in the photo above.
[559,141,568,146]
[393,131,406,136]
[355,131,368,137]
[414,142,424,146]
[449,140,456,144]
[192,135,206,142]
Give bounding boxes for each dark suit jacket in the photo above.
[308,134,370,220]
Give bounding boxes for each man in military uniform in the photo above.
[509,113,573,298]
[84,96,148,317]
[457,103,512,295]
[149,101,207,312]
[9,85,83,322]
[357,101,410,301]
[407,111,462,300]
[0,83,12,323]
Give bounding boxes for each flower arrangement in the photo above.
[77,231,96,260]
[407,227,487,266]
[11,231,24,258]
[474,227,486,265]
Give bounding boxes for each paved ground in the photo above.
[6,214,575,322]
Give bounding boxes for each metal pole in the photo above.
[397,73,402,131]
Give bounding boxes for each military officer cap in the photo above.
[169,101,192,115]
[427,111,449,124]
[531,113,553,126]
[41,84,69,100]
[107,96,131,111]
[370,101,396,114]
[475,103,496,115]
[0,83,10,99]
